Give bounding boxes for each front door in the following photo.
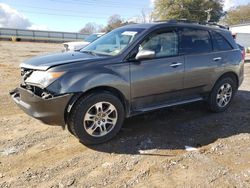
[129,29,184,110]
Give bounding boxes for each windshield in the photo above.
[84,34,99,43]
[81,27,144,56]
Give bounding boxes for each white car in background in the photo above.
[63,33,105,52]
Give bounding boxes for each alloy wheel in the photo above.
[83,102,118,137]
[216,83,233,108]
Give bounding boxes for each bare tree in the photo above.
[129,9,154,24]
[141,9,147,23]
[103,15,124,32]
[79,22,103,34]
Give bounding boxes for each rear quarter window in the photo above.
[211,31,233,51]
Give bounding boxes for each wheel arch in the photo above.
[215,72,239,89]
[64,85,130,125]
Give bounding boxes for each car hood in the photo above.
[20,51,104,71]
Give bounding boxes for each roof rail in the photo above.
[154,19,229,30]
[199,21,229,30]
[154,19,192,23]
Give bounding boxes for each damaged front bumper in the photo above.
[9,87,73,126]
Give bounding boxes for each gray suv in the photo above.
[10,20,244,145]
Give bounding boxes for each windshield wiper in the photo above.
[81,50,98,56]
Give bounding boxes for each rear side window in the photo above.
[211,32,233,51]
[180,28,212,54]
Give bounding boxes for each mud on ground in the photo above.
[0,41,250,188]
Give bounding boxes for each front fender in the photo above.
[47,66,130,102]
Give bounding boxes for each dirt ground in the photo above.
[0,41,250,188]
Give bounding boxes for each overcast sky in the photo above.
[0,0,249,32]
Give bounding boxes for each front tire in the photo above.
[67,92,125,145]
[208,77,237,112]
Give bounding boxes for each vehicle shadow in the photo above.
[87,90,250,155]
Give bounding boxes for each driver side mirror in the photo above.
[135,50,155,60]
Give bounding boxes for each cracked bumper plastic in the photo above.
[10,87,73,126]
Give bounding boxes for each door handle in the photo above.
[213,57,222,61]
[170,62,182,68]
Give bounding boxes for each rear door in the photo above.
[180,27,217,98]
[210,30,236,65]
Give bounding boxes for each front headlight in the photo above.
[25,71,65,88]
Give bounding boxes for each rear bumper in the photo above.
[239,62,244,87]
[10,87,73,126]
[239,74,244,87]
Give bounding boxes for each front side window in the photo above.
[180,28,212,54]
[139,30,178,58]
[211,32,233,51]
[81,28,144,56]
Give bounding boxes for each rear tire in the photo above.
[67,92,125,145]
[208,77,237,112]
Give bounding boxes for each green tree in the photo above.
[224,4,250,25]
[152,0,224,22]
